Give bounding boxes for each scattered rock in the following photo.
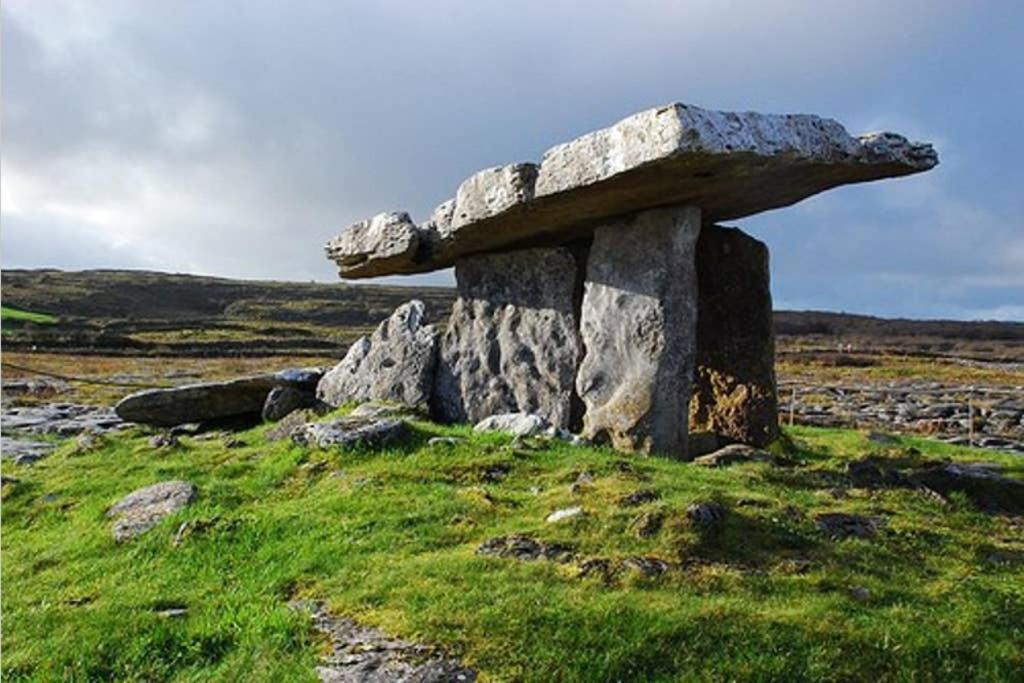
[621,555,672,578]
[431,248,582,429]
[107,480,196,542]
[262,386,315,422]
[317,301,439,410]
[686,502,729,528]
[292,600,476,682]
[815,512,885,540]
[265,409,318,442]
[631,511,665,538]
[473,413,550,438]
[148,433,180,449]
[692,444,773,467]
[546,506,584,524]
[849,586,871,602]
[2,403,126,436]
[908,462,1024,514]
[867,431,898,445]
[427,436,464,447]
[476,534,574,563]
[293,418,408,450]
[576,206,699,457]
[349,402,420,420]
[1,436,56,465]
[224,437,246,448]
[617,489,660,507]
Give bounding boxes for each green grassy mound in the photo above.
[1,305,57,326]
[2,419,1022,681]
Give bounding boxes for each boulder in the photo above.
[107,480,195,542]
[115,369,322,428]
[262,386,315,422]
[432,248,582,428]
[326,102,937,278]
[575,206,700,457]
[690,225,779,447]
[317,300,439,410]
[293,417,408,450]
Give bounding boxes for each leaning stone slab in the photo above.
[431,247,582,428]
[107,480,195,542]
[690,225,779,447]
[317,300,439,409]
[327,102,937,278]
[115,369,322,427]
[575,206,700,457]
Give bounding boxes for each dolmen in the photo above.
[322,102,937,458]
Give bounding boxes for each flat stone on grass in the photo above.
[107,480,196,542]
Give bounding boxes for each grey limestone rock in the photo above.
[107,480,196,542]
[317,300,439,409]
[324,211,422,279]
[575,206,700,457]
[293,417,408,450]
[432,248,582,428]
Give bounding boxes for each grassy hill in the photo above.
[2,414,1022,680]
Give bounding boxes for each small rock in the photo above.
[849,586,871,602]
[618,489,660,507]
[427,436,464,447]
[473,413,551,438]
[631,511,665,538]
[476,534,574,562]
[692,444,773,467]
[0,436,56,465]
[546,506,584,523]
[686,502,728,527]
[107,480,195,542]
[292,418,408,450]
[866,431,898,445]
[149,433,180,449]
[815,512,886,540]
[156,607,188,619]
[224,437,246,449]
[621,555,672,578]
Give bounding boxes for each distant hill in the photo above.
[2,269,1021,359]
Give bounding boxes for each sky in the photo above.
[2,0,1022,321]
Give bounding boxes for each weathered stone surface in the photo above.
[816,512,885,540]
[477,535,574,563]
[328,102,937,278]
[692,443,774,467]
[292,601,477,683]
[473,413,550,437]
[2,403,126,436]
[293,417,408,450]
[107,480,195,542]
[575,206,700,457]
[690,225,779,447]
[317,301,439,410]
[431,248,582,428]
[262,386,314,422]
[1,436,57,465]
[115,369,321,427]
[324,212,422,278]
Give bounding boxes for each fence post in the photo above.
[967,387,974,447]
[789,387,796,427]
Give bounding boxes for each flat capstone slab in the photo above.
[327,102,937,278]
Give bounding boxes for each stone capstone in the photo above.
[575,206,700,457]
[327,102,937,278]
[690,224,779,447]
[115,369,322,428]
[107,480,196,542]
[317,300,439,410]
[431,248,582,428]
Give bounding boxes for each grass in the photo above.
[2,419,1023,681]
[1,306,57,326]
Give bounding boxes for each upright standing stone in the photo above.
[575,206,700,457]
[690,225,779,447]
[431,247,582,428]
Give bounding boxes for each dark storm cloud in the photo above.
[2,1,1022,318]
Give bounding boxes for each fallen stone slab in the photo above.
[293,417,408,450]
[327,102,936,278]
[115,369,322,427]
[107,480,196,542]
[318,300,439,410]
[576,206,700,457]
[431,248,582,428]
[908,462,1024,514]
[292,601,476,683]
[1,436,57,465]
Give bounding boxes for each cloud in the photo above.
[2,0,1022,318]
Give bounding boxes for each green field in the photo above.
[1,305,57,326]
[2,416,1022,681]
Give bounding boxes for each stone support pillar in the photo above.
[575,206,700,457]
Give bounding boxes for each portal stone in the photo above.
[690,225,779,447]
[575,206,700,457]
[431,247,582,428]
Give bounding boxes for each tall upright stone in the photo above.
[690,225,779,447]
[431,247,582,428]
[575,206,700,457]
